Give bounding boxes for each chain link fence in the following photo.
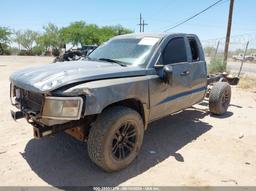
[201,34,256,75]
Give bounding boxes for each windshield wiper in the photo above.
[98,58,127,67]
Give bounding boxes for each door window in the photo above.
[162,37,187,65]
[188,38,200,61]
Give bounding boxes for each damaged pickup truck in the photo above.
[10,33,239,172]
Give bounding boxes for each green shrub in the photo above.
[208,57,226,74]
[8,47,20,55]
[18,50,33,56]
[31,46,44,56]
[0,43,11,55]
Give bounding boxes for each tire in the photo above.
[209,82,231,115]
[87,106,144,172]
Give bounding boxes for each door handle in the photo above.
[180,70,190,76]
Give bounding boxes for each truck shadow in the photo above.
[22,107,214,187]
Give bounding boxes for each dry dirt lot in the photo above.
[0,56,256,187]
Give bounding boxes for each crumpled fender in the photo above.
[57,76,149,116]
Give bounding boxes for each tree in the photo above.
[14,30,39,51]
[247,48,256,55]
[37,23,64,51]
[60,21,87,46]
[112,25,133,35]
[0,27,12,55]
[60,21,133,46]
[99,25,132,44]
[1,22,133,55]
[83,24,100,45]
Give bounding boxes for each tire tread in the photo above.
[209,82,231,115]
[87,106,143,172]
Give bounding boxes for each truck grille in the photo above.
[19,88,44,114]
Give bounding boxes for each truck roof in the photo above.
[113,33,167,39]
[112,33,196,40]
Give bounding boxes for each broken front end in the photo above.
[10,83,91,141]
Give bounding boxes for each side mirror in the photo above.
[163,65,173,84]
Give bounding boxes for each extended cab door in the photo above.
[149,36,193,121]
[186,35,207,104]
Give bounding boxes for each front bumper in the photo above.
[10,83,84,125]
[10,83,88,140]
[31,120,83,139]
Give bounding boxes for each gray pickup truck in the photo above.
[10,33,238,172]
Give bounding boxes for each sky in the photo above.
[1,0,256,41]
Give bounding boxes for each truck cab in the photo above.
[148,33,207,121]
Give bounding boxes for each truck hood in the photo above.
[10,60,147,93]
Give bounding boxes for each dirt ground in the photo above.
[0,56,255,187]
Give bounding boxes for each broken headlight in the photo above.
[10,83,21,106]
[42,97,83,120]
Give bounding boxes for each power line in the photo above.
[163,0,226,32]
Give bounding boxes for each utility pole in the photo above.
[138,13,142,32]
[142,20,148,32]
[223,0,235,69]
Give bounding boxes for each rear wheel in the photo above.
[87,106,144,172]
[209,82,231,115]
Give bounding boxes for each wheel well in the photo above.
[102,99,146,127]
[78,99,147,141]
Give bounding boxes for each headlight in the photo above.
[10,83,21,106]
[42,97,83,120]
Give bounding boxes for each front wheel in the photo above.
[87,106,144,172]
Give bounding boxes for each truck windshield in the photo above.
[88,37,160,67]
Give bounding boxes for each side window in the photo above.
[189,38,200,61]
[162,37,187,65]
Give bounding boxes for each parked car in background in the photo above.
[232,54,244,61]
[232,53,256,62]
[53,45,97,63]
